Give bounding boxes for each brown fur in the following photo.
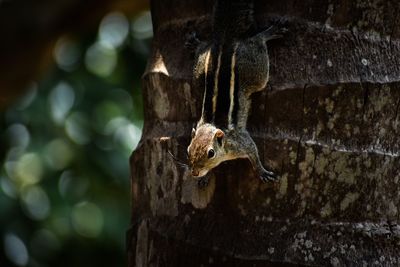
[188,125,215,166]
[187,3,284,182]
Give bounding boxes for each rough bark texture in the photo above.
[129,0,400,266]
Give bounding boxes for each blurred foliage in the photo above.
[0,10,152,267]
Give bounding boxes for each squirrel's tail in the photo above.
[212,0,255,41]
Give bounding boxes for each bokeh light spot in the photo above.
[49,81,75,125]
[58,170,89,200]
[21,185,51,220]
[104,117,128,135]
[0,176,17,198]
[85,42,117,77]
[93,100,124,134]
[44,139,73,170]
[4,233,29,266]
[114,123,142,151]
[71,201,104,238]
[54,36,81,71]
[15,153,43,186]
[99,12,129,48]
[104,117,142,150]
[131,11,153,56]
[132,11,153,40]
[6,124,30,149]
[65,112,90,145]
[5,147,24,162]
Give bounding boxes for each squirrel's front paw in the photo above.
[259,169,278,183]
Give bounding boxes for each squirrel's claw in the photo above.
[260,169,279,183]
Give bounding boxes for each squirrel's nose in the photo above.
[191,169,199,177]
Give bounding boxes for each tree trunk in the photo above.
[129,0,400,266]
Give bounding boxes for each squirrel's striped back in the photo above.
[201,41,241,130]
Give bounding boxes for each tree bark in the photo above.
[129,0,400,266]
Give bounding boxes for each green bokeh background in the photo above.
[0,10,150,267]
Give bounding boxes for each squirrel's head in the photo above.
[187,124,225,177]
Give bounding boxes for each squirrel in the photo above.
[186,0,285,182]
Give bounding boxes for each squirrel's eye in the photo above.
[207,149,215,158]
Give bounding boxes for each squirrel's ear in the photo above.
[215,129,224,138]
[215,129,224,145]
[191,128,196,138]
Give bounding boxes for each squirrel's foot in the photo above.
[197,175,209,189]
[259,169,278,183]
[185,31,201,51]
